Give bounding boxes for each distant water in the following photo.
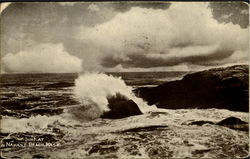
[0,72,187,117]
[106,71,188,87]
[1,71,248,158]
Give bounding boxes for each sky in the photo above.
[0,2,249,73]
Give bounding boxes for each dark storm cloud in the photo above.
[209,2,249,28]
[101,49,235,68]
[1,2,171,57]
[1,2,249,73]
[110,2,171,12]
[1,2,116,56]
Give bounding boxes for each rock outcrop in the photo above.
[185,116,248,131]
[136,65,249,112]
[101,93,142,119]
[217,116,248,131]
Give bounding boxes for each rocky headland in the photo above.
[135,65,249,112]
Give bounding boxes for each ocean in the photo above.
[0,72,248,158]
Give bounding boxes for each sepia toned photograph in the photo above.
[0,1,249,158]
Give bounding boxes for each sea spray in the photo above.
[73,73,157,118]
[0,73,158,134]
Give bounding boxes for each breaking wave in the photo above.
[1,73,158,133]
[73,73,157,117]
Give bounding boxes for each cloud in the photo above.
[105,63,190,72]
[209,2,249,28]
[88,4,100,12]
[1,2,248,72]
[110,2,171,12]
[2,43,82,73]
[77,2,248,69]
[0,2,117,57]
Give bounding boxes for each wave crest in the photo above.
[73,73,156,118]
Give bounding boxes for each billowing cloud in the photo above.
[209,2,249,28]
[2,43,82,73]
[77,2,248,69]
[0,2,117,57]
[1,2,248,73]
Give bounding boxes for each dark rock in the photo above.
[88,145,101,155]
[240,156,250,159]
[191,149,212,155]
[101,93,142,119]
[120,125,168,133]
[99,146,119,155]
[11,156,21,159]
[188,121,215,126]
[135,65,249,112]
[217,117,248,125]
[217,117,248,131]
[32,154,48,159]
[88,142,119,155]
[99,140,117,146]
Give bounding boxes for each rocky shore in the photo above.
[135,65,249,112]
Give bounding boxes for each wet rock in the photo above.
[101,93,142,119]
[217,117,247,125]
[99,140,117,146]
[89,145,101,155]
[11,156,21,159]
[32,154,49,159]
[99,146,119,155]
[88,143,119,155]
[121,125,168,133]
[136,65,249,112]
[217,117,248,131]
[188,121,215,126]
[191,148,212,156]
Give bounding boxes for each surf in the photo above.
[72,72,157,119]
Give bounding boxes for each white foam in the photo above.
[0,113,80,133]
[73,73,157,117]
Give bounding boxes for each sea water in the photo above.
[0,72,248,158]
